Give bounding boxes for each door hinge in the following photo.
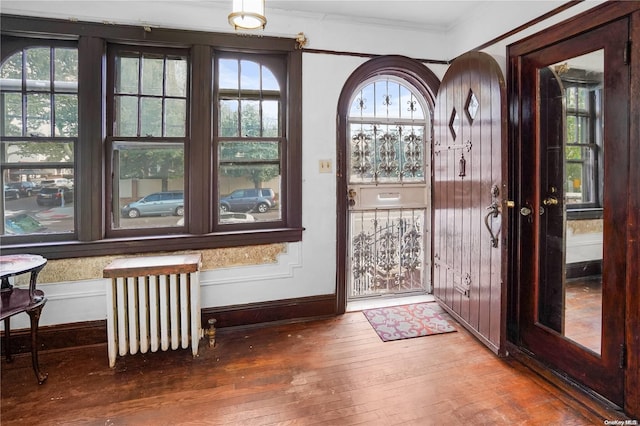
[619,343,627,369]
[624,41,631,65]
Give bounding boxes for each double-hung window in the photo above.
[564,82,603,215]
[1,41,78,238]
[107,46,189,233]
[216,54,285,226]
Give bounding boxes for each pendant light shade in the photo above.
[229,0,267,30]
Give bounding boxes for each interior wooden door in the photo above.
[516,18,629,405]
[433,52,506,354]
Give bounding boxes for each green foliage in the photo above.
[2,47,280,189]
[119,147,184,180]
[219,102,280,188]
[1,47,78,139]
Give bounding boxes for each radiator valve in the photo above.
[205,318,217,347]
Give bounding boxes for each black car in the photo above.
[7,181,40,197]
[3,184,20,200]
[36,186,74,206]
[219,188,277,213]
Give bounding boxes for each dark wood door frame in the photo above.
[507,1,640,418]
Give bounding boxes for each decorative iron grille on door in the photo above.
[349,209,425,297]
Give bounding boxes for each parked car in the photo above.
[121,191,184,218]
[176,212,256,226]
[3,184,20,200]
[40,178,71,188]
[220,212,256,223]
[219,188,276,213]
[36,186,74,206]
[7,181,40,197]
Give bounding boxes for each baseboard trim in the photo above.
[1,320,108,356]
[1,294,338,355]
[566,260,602,279]
[201,294,338,329]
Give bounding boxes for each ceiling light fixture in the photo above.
[228,0,267,30]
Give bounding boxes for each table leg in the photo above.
[27,305,48,384]
[3,317,12,362]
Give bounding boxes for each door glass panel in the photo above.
[537,50,604,354]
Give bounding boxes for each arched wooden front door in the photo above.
[432,52,507,354]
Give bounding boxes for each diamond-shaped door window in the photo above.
[449,108,460,140]
[465,90,479,124]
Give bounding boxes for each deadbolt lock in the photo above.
[348,189,357,207]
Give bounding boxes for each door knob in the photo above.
[520,206,532,216]
[543,196,558,206]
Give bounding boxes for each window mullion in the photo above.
[189,44,212,235]
[137,53,143,137]
[49,47,55,138]
[77,36,105,241]
[20,50,27,136]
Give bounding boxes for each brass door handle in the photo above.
[543,196,558,206]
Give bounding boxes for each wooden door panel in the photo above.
[433,52,507,354]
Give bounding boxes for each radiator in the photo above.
[103,254,202,368]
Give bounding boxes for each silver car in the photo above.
[121,191,184,218]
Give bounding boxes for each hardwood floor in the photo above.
[564,276,602,353]
[1,308,609,425]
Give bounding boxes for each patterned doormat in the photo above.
[363,302,457,342]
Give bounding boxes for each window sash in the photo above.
[1,42,78,239]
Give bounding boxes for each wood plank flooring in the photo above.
[565,276,602,353]
[1,308,607,425]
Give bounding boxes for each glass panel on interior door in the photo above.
[537,51,604,354]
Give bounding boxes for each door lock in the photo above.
[543,196,559,206]
[347,189,357,207]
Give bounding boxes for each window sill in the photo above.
[0,227,304,260]
[567,208,603,220]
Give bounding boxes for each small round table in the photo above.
[0,254,48,384]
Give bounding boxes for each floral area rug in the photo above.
[362,302,457,342]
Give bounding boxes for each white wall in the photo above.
[468,1,607,75]
[1,1,604,329]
